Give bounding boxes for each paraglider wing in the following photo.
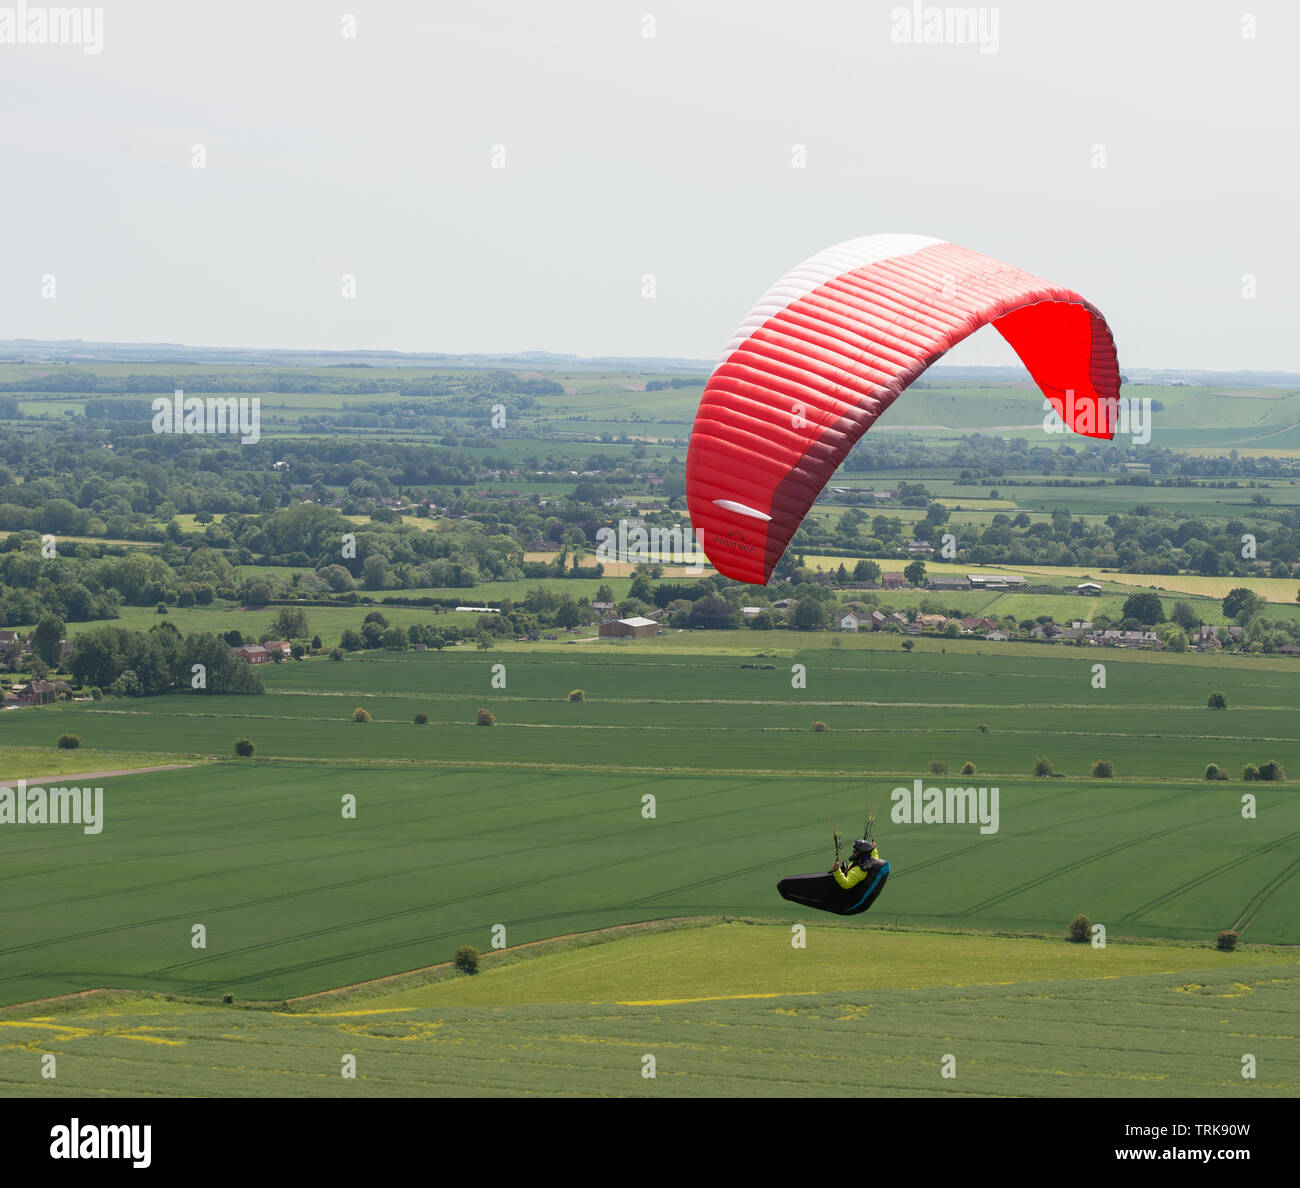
[686,234,1121,584]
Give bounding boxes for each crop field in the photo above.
[2,923,1296,1098]
[2,643,1297,1020]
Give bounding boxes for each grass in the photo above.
[2,922,1295,1097]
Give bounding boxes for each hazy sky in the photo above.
[2,0,1297,369]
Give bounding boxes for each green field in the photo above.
[2,644,1297,1012]
[2,923,1295,1097]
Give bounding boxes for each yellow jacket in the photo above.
[833,846,879,889]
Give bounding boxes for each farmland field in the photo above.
[2,643,1297,1020]
[2,922,1296,1097]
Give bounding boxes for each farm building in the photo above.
[881,573,905,589]
[1076,582,1103,595]
[968,573,1027,589]
[232,644,271,664]
[599,617,659,639]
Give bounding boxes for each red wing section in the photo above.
[686,235,1120,584]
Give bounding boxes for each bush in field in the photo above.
[1068,914,1092,943]
[568,689,585,702]
[414,712,429,724]
[1204,763,1228,780]
[1257,759,1285,782]
[929,760,948,775]
[1034,756,1055,777]
[476,708,496,726]
[352,707,372,723]
[977,724,989,733]
[960,761,976,775]
[56,734,81,750]
[1207,692,1228,710]
[454,946,480,974]
[234,738,255,757]
[1241,763,1259,782]
[1091,760,1114,778]
[329,648,344,662]
[1216,930,1239,952]
[810,721,829,732]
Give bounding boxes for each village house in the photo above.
[232,644,271,664]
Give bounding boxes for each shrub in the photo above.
[329,648,344,661]
[929,759,948,775]
[1207,691,1228,710]
[454,945,480,974]
[977,724,989,733]
[901,640,914,652]
[56,734,81,750]
[1241,763,1259,782]
[1216,930,1239,952]
[156,602,168,614]
[1257,759,1285,782]
[810,721,829,732]
[353,707,372,723]
[1091,760,1114,778]
[1205,763,1228,780]
[1033,756,1055,777]
[234,738,255,757]
[960,761,976,775]
[476,708,496,726]
[568,689,585,702]
[1068,914,1091,943]
[414,712,429,725]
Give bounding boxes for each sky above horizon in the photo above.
[2,0,1297,370]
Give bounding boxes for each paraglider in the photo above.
[778,832,890,917]
[686,233,1122,584]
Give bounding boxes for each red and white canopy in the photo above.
[685,233,1121,584]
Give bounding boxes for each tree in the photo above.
[476,708,496,726]
[1033,756,1055,777]
[1170,601,1200,632]
[1121,592,1164,625]
[352,707,372,722]
[568,689,585,702]
[904,560,927,587]
[929,760,947,774]
[454,945,480,974]
[1241,763,1259,781]
[1091,760,1114,778]
[901,639,914,652]
[1257,759,1285,782]
[1216,930,1239,952]
[1207,692,1228,711]
[960,761,976,775]
[791,595,829,632]
[690,596,739,630]
[476,632,494,651]
[234,738,255,757]
[56,734,81,750]
[362,554,390,589]
[272,607,310,639]
[1068,914,1091,943]
[1222,587,1261,624]
[853,559,882,583]
[1204,763,1228,780]
[33,613,65,668]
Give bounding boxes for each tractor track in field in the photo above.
[1129,826,1300,924]
[1233,852,1300,935]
